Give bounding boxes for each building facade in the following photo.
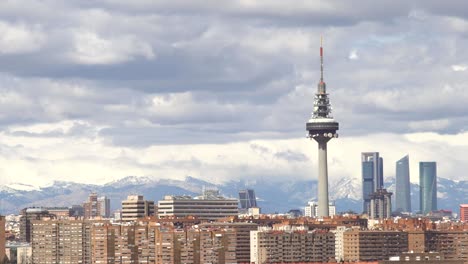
[368,188,392,219]
[460,204,468,222]
[419,162,437,215]
[343,230,408,262]
[98,196,111,218]
[158,190,238,220]
[250,226,335,264]
[425,230,468,262]
[362,152,384,214]
[154,222,238,264]
[31,219,98,264]
[395,155,411,213]
[121,195,154,221]
[83,193,99,219]
[239,189,257,210]
[304,201,336,217]
[84,193,111,219]
[19,208,55,243]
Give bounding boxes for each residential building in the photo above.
[304,201,336,217]
[362,152,384,214]
[395,155,411,213]
[201,222,258,263]
[19,208,55,243]
[154,222,238,263]
[425,230,468,262]
[46,207,71,218]
[31,219,101,264]
[343,230,408,262]
[5,242,32,264]
[250,226,335,264]
[380,252,464,264]
[460,204,468,222]
[420,162,437,215]
[0,216,5,263]
[83,193,99,219]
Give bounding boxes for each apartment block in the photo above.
[425,230,468,262]
[250,226,335,264]
[31,219,102,264]
[343,230,408,262]
[200,222,258,263]
[460,204,468,222]
[19,208,55,243]
[155,223,238,264]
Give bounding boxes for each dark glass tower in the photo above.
[306,38,339,217]
[362,152,383,213]
[239,189,257,209]
[419,162,437,215]
[395,155,411,213]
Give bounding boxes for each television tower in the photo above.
[306,37,339,217]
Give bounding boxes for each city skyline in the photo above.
[0,1,467,187]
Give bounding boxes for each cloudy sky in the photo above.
[0,0,467,187]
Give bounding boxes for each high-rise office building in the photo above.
[83,193,98,219]
[395,155,411,213]
[460,204,468,222]
[419,162,437,215]
[98,196,111,218]
[84,193,111,219]
[158,189,238,220]
[121,195,154,221]
[239,189,257,209]
[362,152,383,213]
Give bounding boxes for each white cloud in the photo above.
[451,64,467,71]
[0,1,466,189]
[0,129,466,188]
[0,21,46,54]
[348,49,359,60]
[69,30,155,64]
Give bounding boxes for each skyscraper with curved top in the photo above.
[419,162,437,215]
[395,155,411,213]
[306,38,339,217]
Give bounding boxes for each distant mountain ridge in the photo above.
[0,175,465,215]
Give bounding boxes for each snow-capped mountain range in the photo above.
[0,175,465,215]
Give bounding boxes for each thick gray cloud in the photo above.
[0,1,467,185]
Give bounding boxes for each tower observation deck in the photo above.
[306,37,339,217]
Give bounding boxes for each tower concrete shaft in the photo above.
[306,37,339,217]
[317,137,330,217]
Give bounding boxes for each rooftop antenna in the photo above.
[320,35,324,83]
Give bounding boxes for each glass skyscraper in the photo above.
[239,189,257,209]
[395,155,411,213]
[419,162,437,215]
[361,152,383,213]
